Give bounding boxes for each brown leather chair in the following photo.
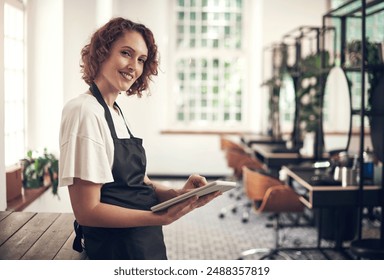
[238,166,305,259]
[219,139,267,220]
[220,136,247,153]
[242,165,282,204]
[225,149,266,179]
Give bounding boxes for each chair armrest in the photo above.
[257,185,304,213]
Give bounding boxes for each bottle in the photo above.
[363,147,374,183]
[351,154,359,185]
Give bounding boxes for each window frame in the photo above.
[165,0,251,133]
[3,0,26,167]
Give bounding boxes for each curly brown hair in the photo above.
[80,17,159,97]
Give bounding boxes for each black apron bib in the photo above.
[74,82,167,260]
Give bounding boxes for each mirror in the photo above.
[369,74,384,162]
[322,66,352,152]
[279,72,296,136]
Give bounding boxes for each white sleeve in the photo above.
[59,96,115,187]
[59,134,114,186]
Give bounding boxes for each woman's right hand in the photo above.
[157,191,221,225]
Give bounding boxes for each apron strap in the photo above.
[90,82,118,139]
[114,102,134,138]
[72,220,84,253]
[90,82,134,139]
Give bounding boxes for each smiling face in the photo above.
[95,30,148,96]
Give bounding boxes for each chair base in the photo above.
[238,248,292,260]
[350,239,384,260]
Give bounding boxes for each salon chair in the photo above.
[220,136,248,154]
[349,239,384,259]
[238,166,305,260]
[219,149,267,221]
[225,149,266,179]
[349,195,384,259]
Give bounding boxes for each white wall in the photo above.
[26,0,64,154]
[259,0,329,133]
[63,0,96,103]
[0,1,6,211]
[0,0,328,209]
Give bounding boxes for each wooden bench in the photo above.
[0,211,86,260]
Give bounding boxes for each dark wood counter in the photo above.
[250,143,303,175]
[282,165,381,209]
[240,134,286,146]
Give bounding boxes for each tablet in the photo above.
[150,180,237,212]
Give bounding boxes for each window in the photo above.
[3,0,26,166]
[171,0,246,129]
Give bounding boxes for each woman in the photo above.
[59,17,220,260]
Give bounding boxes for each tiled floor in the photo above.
[163,188,340,260]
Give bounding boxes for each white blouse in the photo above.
[59,92,130,187]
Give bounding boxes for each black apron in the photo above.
[73,82,167,260]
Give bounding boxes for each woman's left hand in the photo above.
[181,174,220,208]
[182,174,208,191]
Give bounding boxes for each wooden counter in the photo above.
[0,211,86,260]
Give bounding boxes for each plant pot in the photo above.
[24,177,43,189]
[6,166,22,202]
[346,51,361,67]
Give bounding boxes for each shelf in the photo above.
[282,26,321,43]
[351,109,384,117]
[356,0,384,16]
[6,186,49,211]
[325,0,384,18]
[318,64,384,73]
[342,65,384,72]
[352,109,364,115]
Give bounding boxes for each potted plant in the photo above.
[346,39,383,114]
[345,38,381,67]
[297,51,330,134]
[21,148,59,196]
